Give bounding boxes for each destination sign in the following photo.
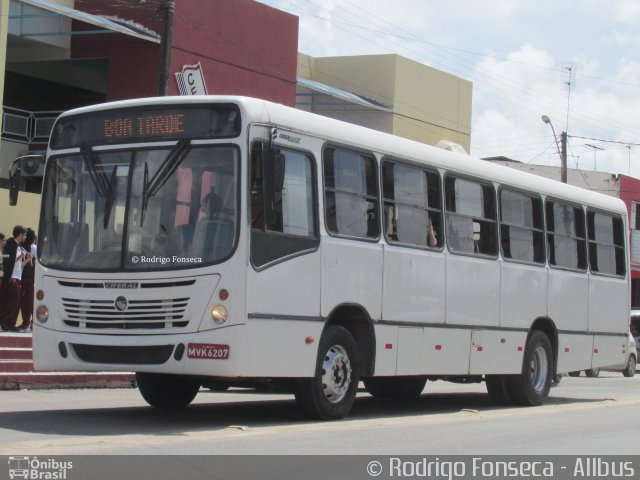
[50,104,240,149]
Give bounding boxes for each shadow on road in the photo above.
[0,386,606,438]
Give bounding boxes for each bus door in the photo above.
[246,127,322,374]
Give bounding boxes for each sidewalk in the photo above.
[0,332,136,390]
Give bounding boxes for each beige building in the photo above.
[297,53,472,151]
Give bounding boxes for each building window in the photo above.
[546,201,587,271]
[382,160,442,248]
[445,176,497,256]
[324,147,379,239]
[587,211,625,276]
[499,189,545,264]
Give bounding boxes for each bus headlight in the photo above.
[36,304,49,323]
[211,304,228,324]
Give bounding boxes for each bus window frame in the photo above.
[443,172,499,260]
[545,197,588,273]
[380,156,444,252]
[497,185,546,267]
[321,142,381,243]
[586,207,627,279]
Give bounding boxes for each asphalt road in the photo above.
[0,372,638,456]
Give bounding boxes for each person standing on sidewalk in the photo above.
[19,228,37,331]
[1,226,31,332]
[0,232,6,323]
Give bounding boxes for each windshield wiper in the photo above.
[140,139,190,226]
[81,147,117,229]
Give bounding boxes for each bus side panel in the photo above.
[500,262,547,329]
[321,238,383,320]
[588,275,628,334]
[592,335,626,370]
[246,250,321,320]
[382,246,445,325]
[469,330,526,375]
[446,255,500,327]
[423,327,471,375]
[373,326,473,376]
[548,270,588,332]
[373,324,399,376]
[557,333,593,373]
[396,327,425,375]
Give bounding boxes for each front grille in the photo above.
[62,297,190,329]
[71,344,175,364]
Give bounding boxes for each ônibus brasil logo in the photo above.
[8,456,73,480]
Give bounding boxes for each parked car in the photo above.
[568,332,636,378]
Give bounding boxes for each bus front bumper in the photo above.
[32,321,322,379]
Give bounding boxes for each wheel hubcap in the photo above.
[529,345,549,393]
[321,345,352,403]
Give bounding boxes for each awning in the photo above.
[16,0,160,43]
[297,77,392,112]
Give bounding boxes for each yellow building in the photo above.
[297,53,472,151]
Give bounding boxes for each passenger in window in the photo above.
[428,217,438,247]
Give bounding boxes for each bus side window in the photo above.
[445,176,497,256]
[381,159,442,248]
[499,189,545,264]
[546,200,587,270]
[587,210,625,276]
[323,147,379,239]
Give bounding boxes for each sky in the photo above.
[256,0,640,178]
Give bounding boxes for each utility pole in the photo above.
[157,0,175,96]
[560,132,568,184]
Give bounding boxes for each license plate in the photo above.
[187,343,230,360]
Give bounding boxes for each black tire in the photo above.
[295,326,360,420]
[623,355,636,378]
[568,371,581,377]
[136,372,200,409]
[485,374,514,405]
[585,368,600,378]
[507,331,553,406]
[552,372,563,385]
[364,376,427,399]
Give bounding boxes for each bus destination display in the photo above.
[104,113,186,139]
[50,105,240,149]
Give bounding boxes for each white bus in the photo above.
[33,96,629,420]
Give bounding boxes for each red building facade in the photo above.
[71,0,298,104]
[618,175,640,306]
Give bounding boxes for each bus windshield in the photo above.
[39,145,239,271]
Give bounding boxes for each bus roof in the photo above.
[59,95,627,216]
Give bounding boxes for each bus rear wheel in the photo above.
[364,376,427,400]
[508,331,553,406]
[136,372,201,409]
[295,326,360,420]
[485,375,514,404]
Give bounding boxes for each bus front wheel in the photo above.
[136,372,200,409]
[508,331,553,406]
[295,326,360,420]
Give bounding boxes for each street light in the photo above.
[541,115,568,183]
